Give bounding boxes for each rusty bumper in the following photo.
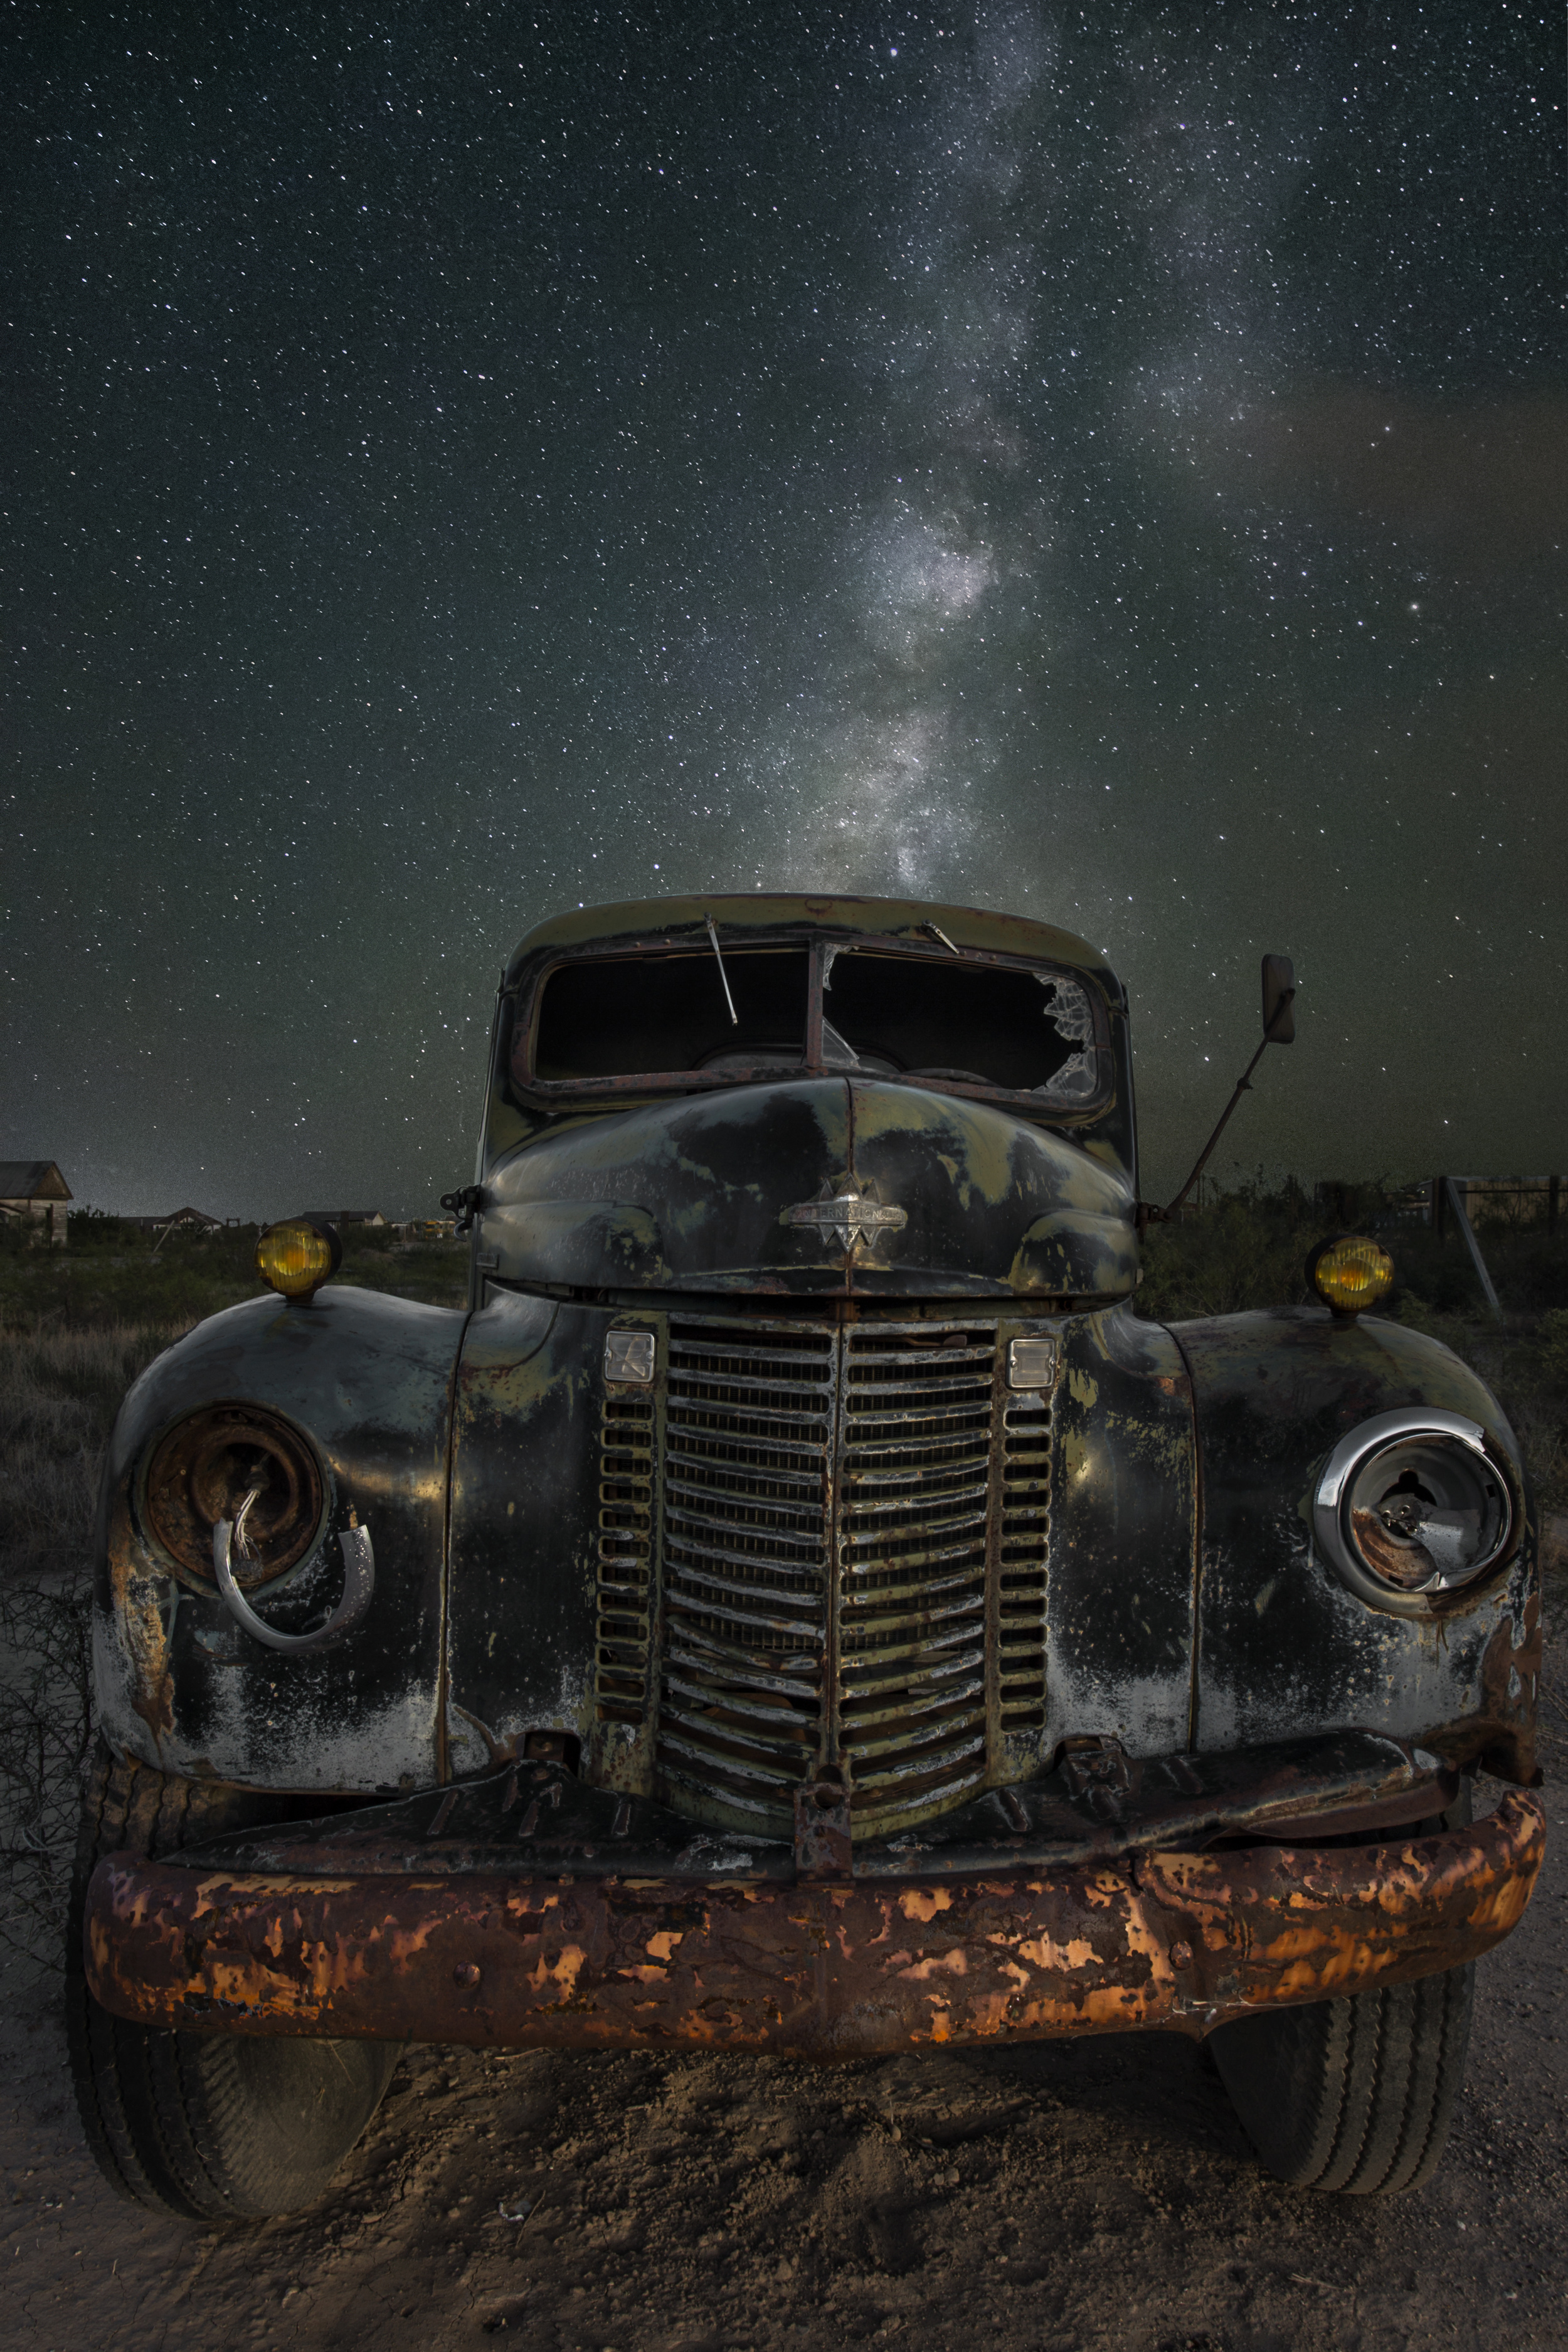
[84,1791,1544,2057]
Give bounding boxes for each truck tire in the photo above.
[1209,1961,1473,2193]
[66,1740,400,2222]
[1209,1789,1475,2195]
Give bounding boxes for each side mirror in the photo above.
[1261,954,1296,1045]
[1152,950,1302,1226]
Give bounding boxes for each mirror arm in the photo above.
[1151,989,1296,1226]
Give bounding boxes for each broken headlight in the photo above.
[1313,1407,1514,1612]
[142,1404,325,1587]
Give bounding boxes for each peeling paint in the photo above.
[94,1286,466,1789]
[85,1793,1544,2055]
[481,1073,1137,1301]
[1175,1306,1543,1780]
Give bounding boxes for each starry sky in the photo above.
[5,4,1564,1219]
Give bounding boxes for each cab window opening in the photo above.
[531,948,809,1081]
[521,940,1101,1106]
[824,951,1098,1099]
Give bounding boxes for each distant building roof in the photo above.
[299,1209,385,1226]
[0,1160,72,1202]
[117,1207,230,1231]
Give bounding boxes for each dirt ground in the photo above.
[7,1655,1566,2352]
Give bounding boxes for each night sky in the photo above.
[5,6,1564,1220]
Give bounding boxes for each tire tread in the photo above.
[1212,1963,1475,2196]
[66,1739,398,2223]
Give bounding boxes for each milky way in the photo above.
[4,6,1563,1216]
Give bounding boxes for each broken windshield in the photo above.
[822,949,1099,1102]
[519,938,1103,1108]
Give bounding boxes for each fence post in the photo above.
[1551,1175,1560,1237]
[1443,1177,1503,1324]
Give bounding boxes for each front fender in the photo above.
[1171,1306,1539,1781]
[95,1285,469,1791]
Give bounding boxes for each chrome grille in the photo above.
[594,1394,654,1725]
[997,1391,1051,1734]
[619,1313,1054,1841]
[655,1322,834,1831]
[838,1328,996,1833]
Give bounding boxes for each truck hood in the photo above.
[480,1078,1136,1298]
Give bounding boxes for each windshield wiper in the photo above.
[705,914,738,1027]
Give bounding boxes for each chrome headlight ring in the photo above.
[1313,1406,1517,1618]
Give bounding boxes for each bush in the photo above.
[1534,1310,1568,1387]
[66,1207,142,1249]
[0,1322,177,1979]
[1136,1180,1327,1322]
[0,1571,93,1979]
[0,1218,467,1332]
[1137,1180,1568,1516]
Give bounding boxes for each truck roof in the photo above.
[503,894,1111,988]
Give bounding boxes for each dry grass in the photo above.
[0,1323,193,1976]
[1140,1184,1568,1513]
[0,1322,190,1578]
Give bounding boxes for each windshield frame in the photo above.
[507,926,1115,1119]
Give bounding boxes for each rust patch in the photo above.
[1472,1586,1543,1784]
[794,1769,854,1880]
[84,1793,1544,2058]
[1351,1508,1435,1591]
[107,1496,174,1744]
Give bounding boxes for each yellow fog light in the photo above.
[255,1217,341,1302]
[1307,1232,1395,1317]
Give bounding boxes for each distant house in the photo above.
[0,1160,72,1246]
[122,1206,233,1236]
[300,1210,386,1228]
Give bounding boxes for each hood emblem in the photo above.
[784,1180,908,1254]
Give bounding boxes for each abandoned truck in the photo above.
[70,894,1542,2221]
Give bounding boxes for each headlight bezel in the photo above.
[140,1401,328,1593]
[1312,1406,1518,1617]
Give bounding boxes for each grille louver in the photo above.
[593,1394,654,1725]
[998,1391,1051,1730]
[655,1323,834,1831]
[597,1312,1053,1841]
[837,1329,996,1831]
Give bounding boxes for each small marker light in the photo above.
[603,1328,656,1384]
[255,1217,341,1302]
[1008,1337,1058,1391]
[1307,1233,1395,1318]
